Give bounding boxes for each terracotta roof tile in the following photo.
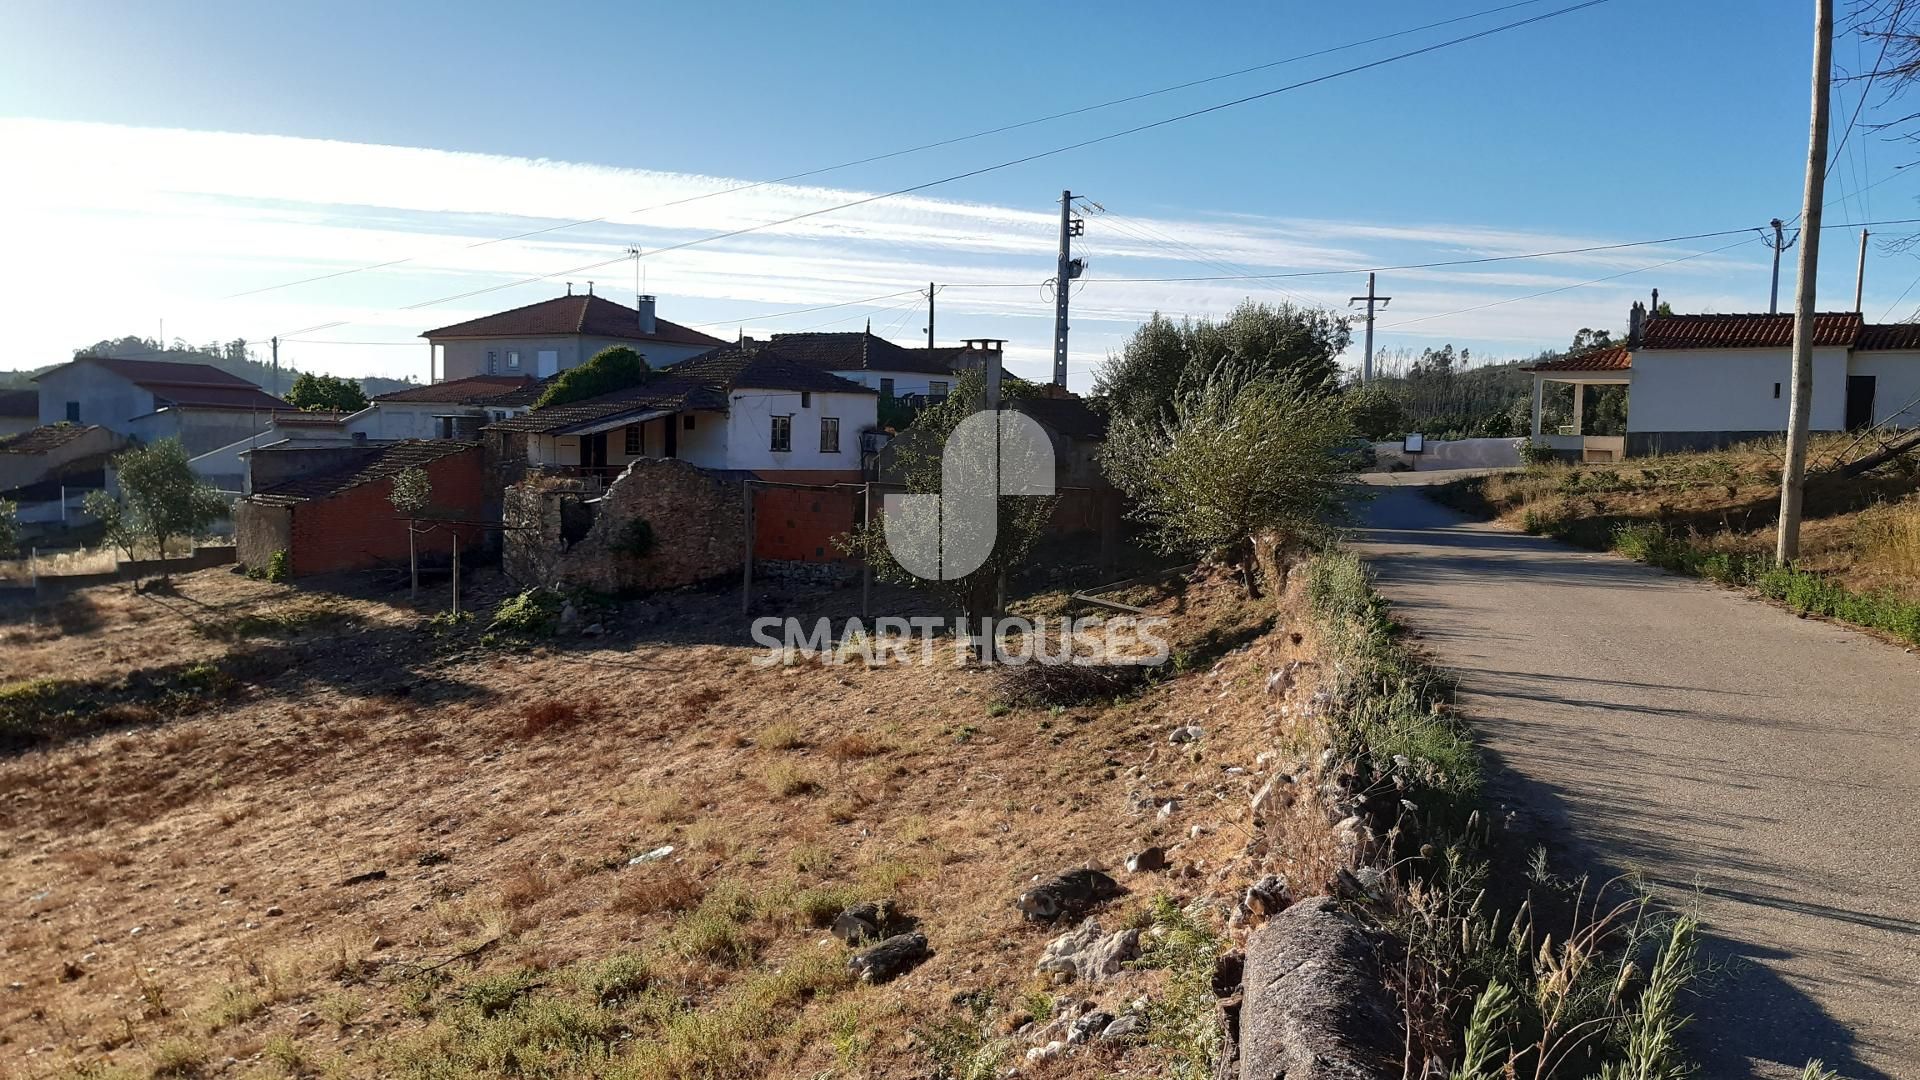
[251,440,479,505]
[420,294,727,349]
[1855,322,1920,350]
[1639,312,1861,350]
[0,423,101,455]
[1522,344,1633,373]
[767,332,963,376]
[39,357,290,412]
[374,375,536,404]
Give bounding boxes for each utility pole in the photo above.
[1854,228,1869,312]
[1779,0,1834,565]
[270,336,280,398]
[1052,190,1084,388]
[1348,273,1392,382]
[1765,218,1798,314]
[925,282,936,350]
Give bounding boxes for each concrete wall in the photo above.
[1628,346,1850,437]
[826,369,954,398]
[439,334,713,382]
[234,499,292,574]
[1372,437,1523,471]
[248,445,389,493]
[722,389,876,474]
[127,407,282,456]
[37,362,155,430]
[0,415,37,438]
[0,425,122,491]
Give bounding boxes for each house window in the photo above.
[684,414,695,430]
[800,391,811,409]
[507,350,521,370]
[1774,382,1782,399]
[486,350,499,374]
[770,415,792,452]
[879,378,895,397]
[820,417,841,453]
[625,423,642,455]
[929,380,949,398]
[65,401,80,422]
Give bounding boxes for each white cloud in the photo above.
[0,118,1800,389]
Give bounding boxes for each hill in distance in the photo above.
[0,336,419,399]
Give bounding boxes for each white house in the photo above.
[1526,304,1920,460]
[33,356,291,455]
[188,374,544,491]
[488,342,878,483]
[0,390,37,438]
[744,331,998,400]
[420,289,727,382]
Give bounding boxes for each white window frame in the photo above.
[507,350,521,370]
[770,414,792,452]
[820,416,840,453]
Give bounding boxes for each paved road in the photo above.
[1352,479,1920,1080]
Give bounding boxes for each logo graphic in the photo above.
[882,409,1055,580]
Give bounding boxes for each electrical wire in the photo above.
[258,0,1615,339]
[219,0,1570,303]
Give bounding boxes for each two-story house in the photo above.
[488,341,877,485]
[746,330,999,400]
[420,289,727,382]
[33,356,291,455]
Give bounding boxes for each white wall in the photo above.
[440,335,714,381]
[722,389,875,473]
[1628,347,1850,434]
[37,363,155,430]
[831,369,953,398]
[1846,351,1920,428]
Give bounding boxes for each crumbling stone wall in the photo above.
[504,460,746,593]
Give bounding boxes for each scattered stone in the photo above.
[1239,897,1401,1080]
[1025,1040,1066,1063]
[264,906,284,917]
[1068,1011,1114,1044]
[127,926,145,937]
[371,936,393,951]
[627,845,675,866]
[1124,847,1167,874]
[213,883,232,895]
[415,850,450,867]
[847,931,928,984]
[830,901,893,945]
[1333,867,1382,904]
[1156,800,1177,821]
[1250,775,1293,822]
[337,869,387,887]
[1015,868,1122,923]
[1243,875,1292,918]
[1168,725,1203,744]
[1101,1013,1144,1040]
[1035,919,1141,982]
[1190,824,1207,839]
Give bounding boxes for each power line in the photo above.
[218,0,1568,304]
[257,0,1615,341]
[1377,235,1762,330]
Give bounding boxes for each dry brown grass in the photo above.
[0,562,1352,1079]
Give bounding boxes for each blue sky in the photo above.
[2,0,1914,389]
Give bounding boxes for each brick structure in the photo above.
[235,441,487,577]
[752,485,861,563]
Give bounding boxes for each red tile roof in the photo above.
[0,423,102,455]
[768,332,964,376]
[373,375,535,404]
[1855,322,1920,350]
[251,440,479,505]
[1639,312,1861,350]
[41,357,290,412]
[420,294,727,349]
[1522,344,1633,373]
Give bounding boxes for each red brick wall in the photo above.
[288,447,488,576]
[752,486,861,563]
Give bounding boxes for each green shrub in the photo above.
[264,550,291,583]
[1517,440,1558,467]
[491,589,563,637]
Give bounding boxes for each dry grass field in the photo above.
[0,563,1353,1079]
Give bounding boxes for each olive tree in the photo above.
[83,439,229,560]
[1104,376,1355,596]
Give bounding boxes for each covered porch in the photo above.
[1524,345,1632,462]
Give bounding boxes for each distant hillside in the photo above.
[0,336,419,399]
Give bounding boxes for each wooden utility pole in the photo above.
[925,282,935,350]
[1778,0,1834,564]
[1854,229,1870,311]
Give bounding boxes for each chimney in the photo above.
[566,282,573,296]
[1650,287,1659,314]
[637,295,657,335]
[1628,301,1646,346]
[586,281,594,296]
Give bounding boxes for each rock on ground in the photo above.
[1016,868,1122,923]
[847,931,928,984]
[1237,897,1401,1080]
[1035,918,1141,983]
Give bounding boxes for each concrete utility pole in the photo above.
[1854,229,1870,312]
[1758,217,1789,311]
[270,336,280,397]
[925,282,936,350]
[1779,0,1834,564]
[1052,190,1084,388]
[1349,273,1393,382]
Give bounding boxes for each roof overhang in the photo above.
[554,407,681,437]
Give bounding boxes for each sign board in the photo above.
[1403,432,1425,454]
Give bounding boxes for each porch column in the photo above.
[1571,381,1586,439]
[1530,374,1544,439]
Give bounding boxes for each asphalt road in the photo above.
[1351,478,1920,1080]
